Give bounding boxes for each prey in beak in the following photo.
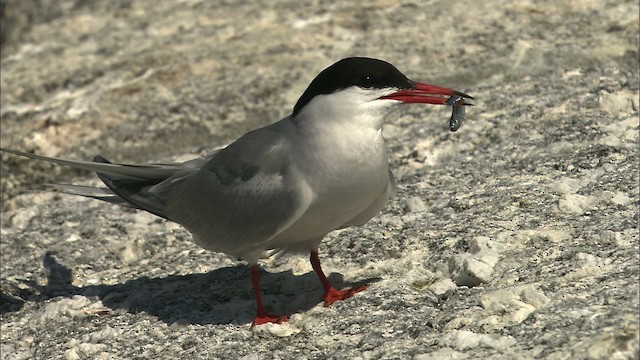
[380,81,474,105]
[380,81,474,132]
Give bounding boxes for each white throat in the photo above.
[292,87,401,131]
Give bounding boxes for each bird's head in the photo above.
[292,57,473,129]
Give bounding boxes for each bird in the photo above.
[1,57,473,325]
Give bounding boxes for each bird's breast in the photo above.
[301,127,387,186]
[289,128,391,231]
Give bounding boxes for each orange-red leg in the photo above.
[250,265,287,326]
[310,250,367,306]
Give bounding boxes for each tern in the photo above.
[2,57,473,325]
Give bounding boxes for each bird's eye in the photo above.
[359,75,377,89]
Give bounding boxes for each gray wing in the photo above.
[163,126,311,257]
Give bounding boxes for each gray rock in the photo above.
[1,0,638,359]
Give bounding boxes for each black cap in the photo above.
[292,57,413,116]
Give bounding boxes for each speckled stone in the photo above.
[1,1,638,359]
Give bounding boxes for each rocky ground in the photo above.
[1,0,638,359]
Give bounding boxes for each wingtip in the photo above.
[0,147,24,156]
[93,155,110,164]
[454,90,474,100]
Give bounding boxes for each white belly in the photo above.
[267,127,392,249]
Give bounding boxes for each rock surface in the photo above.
[1,0,638,359]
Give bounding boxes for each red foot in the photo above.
[323,285,367,306]
[252,313,288,326]
[250,265,287,326]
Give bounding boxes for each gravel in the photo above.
[1,0,638,359]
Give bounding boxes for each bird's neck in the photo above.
[291,91,396,131]
[292,117,388,169]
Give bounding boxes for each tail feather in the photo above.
[1,148,203,221]
[1,148,181,180]
[44,183,136,208]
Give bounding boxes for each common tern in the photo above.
[1,57,473,325]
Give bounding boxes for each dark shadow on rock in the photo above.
[0,289,26,313]
[1,253,382,325]
[43,251,74,288]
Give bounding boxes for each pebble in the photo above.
[448,236,506,287]
[404,196,427,213]
[440,330,516,351]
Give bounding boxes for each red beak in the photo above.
[380,81,474,105]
